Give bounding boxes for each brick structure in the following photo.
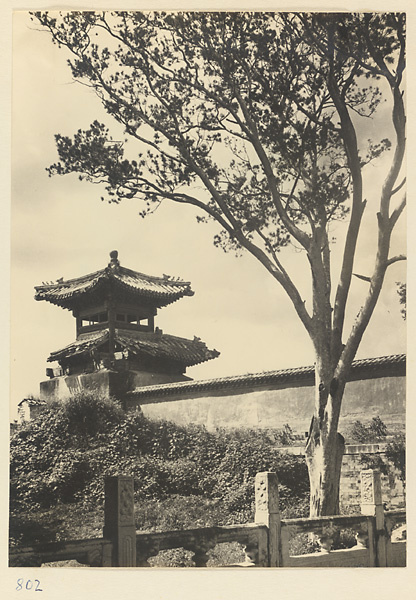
[281,442,405,509]
[17,397,47,424]
[340,444,405,509]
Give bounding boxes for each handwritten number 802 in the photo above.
[16,579,42,592]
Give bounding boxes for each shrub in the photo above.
[50,391,125,444]
[275,424,296,446]
[10,397,310,548]
[348,416,389,443]
[385,433,406,484]
[10,393,124,509]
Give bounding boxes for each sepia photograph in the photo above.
[7,2,409,588]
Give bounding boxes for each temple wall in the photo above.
[126,374,405,436]
[40,371,115,402]
[40,369,191,403]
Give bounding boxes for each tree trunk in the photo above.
[304,366,346,516]
[305,428,345,516]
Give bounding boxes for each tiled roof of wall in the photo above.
[35,253,194,310]
[17,398,47,407]
[126,353,406,399]
[48,329,219,368]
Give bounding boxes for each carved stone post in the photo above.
[360,469,387,567]
[103,476,137,567]
[255,472,283,567]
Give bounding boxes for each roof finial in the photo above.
[109,250,120,268]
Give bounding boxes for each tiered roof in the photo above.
[36,252,219,372]
[48,329,220,368]
[34,251,194,310]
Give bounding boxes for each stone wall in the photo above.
[40,369,191,403]
[127,372,405,437]
[283,443,405,509]
[39,355,405,438]
[340,444,405,509]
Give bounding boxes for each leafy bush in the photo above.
[10,395,309,548]
[275,424,296,446]
[348,416,389,443]
[10,393,124,509]
[50,391,125,444]
[385,433,405,483]
[356,431,406,503]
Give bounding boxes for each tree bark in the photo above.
[304,366,346,516]
[305,428,345,516]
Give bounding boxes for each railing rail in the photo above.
[136,523,269,567]
[385,509,407,522]
[9,537,113,567]
[282,513,370,532]
[9,469,406,568]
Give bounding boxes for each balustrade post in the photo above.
[103,476,137,567]
[136,540,160,567]
[360,469,387,567]
[254,471,283,566]
[187,539,217,567]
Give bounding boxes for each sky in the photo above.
[10,10,407,420]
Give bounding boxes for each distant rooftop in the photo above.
[34,250,194,310]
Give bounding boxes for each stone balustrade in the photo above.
[9,469,406,568]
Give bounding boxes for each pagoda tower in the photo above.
[35,251,219,402]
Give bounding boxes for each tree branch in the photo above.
[386,254,406,267]
[389,194,406,229]
[233,89,311,250]
[327,28,366,349]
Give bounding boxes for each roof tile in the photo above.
[47,328,219,368]
[35,256,194,309]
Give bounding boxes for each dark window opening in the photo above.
[113,313,151,328]
[81,311,108,327]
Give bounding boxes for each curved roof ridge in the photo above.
[115,330,219,367]
[34,267,107,291]
[48,330,109,362]
[34,253,194,309]
[117,265,193,289]
[47,328,219,368]
[35,265,193,294]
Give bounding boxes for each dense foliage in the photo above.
[347,416,405,491]
[385,433,406,483]
[347,416,389,443]
[10,392,309,547]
